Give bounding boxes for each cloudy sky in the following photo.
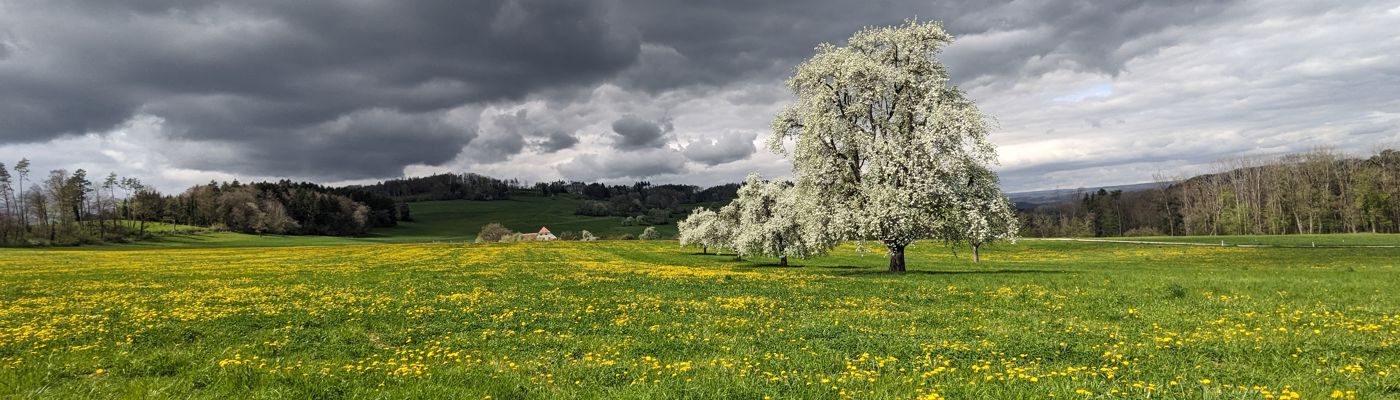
[1,0,1397,192]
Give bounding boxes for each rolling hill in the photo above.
[113,194,680,248]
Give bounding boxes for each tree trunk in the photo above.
[971,243,981,263]
[779,255,788,267]
[702,246,708,255]
[887,243,906,273]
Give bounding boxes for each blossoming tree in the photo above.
[769,20,1008,272]
[944,165,1018,263]
[729,174,838,266]
[678,207,723,254]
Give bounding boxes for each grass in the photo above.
[1120,233,1400,247]
[101,195,678,249]
[1,239,1396,398]
[367,195,680,242]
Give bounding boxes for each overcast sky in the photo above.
[1,0,1397,192]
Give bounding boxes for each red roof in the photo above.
[538,227,551,234]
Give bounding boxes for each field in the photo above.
[115,196,679,249]
[2,239,1397,399]
[367,196,681,242]
[1122,233,1400,247]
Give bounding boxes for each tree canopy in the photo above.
[770,20,1007,271]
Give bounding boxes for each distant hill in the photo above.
[369,195,679,241]
[1007,182,1164,209]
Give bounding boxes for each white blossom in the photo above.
[769,20,1011,271]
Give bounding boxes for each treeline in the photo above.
[566,181,739,225]
[163,181,407,236]
[365,173,744,225]
[1019,149,1400,237]
[0,161,155,245]
[350,173,516,201]
[354,173,743,226]
[0,156,411,246]
[0,156,744,246]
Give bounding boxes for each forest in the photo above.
[0,167,740,246]
[0,166,409,245]
[1019,148,1400,237]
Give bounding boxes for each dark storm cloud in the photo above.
[559,150,687,181]
[175,108,474,180]
[608,0,1237,92]
[610,115,672,150]
[534,132,579,153]
[683,131,757,166]
[0,0,639,178]
[3,0,1391,190]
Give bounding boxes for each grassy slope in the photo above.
[367,195,679,242]
[105,194,678,248]
[1125,233,1400,246]
[1,240,1396,398]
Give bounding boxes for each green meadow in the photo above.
[1,238,1396,399]
[109,196,679,249]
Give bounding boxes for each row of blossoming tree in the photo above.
[679,20,1018,272]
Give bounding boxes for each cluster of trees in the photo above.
[358,173,742,228]
[161,181,406,236]
[0,158,410,246]
[681,21,1019,271]
[570,182,739,226]
[0,160,161,245]
[1019,148,1400,237]
[352,173,516,201]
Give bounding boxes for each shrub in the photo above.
[497,233,524,243]
[1123,227,1165,237]
[639,227,661,240]
[1166,283,1187,299]
[574,200,611,216]
[556,231,580,241]
[617,233,637,240]
[580,230,598,241]
[644,209,671,225]
[477,223,512,242]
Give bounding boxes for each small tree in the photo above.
[714,202,743,259]
[678,208,720,254]
[639,226,661,240]
[731,174,837,266]
[944,166,1018,263]
[580,230,599,241]
[477,223,512,243]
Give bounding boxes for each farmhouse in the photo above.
[535,227,557,241]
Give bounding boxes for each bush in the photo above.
[580,230,598,241]
[1123,227,1165,237]
[574,200,611,216]
[1165,283,1187,299]
[644,209,670,225]
[556,231,579,241]
[639,227,661,240]
[477,223,512,242]
[617,233,637,240]
[497,233,524,243]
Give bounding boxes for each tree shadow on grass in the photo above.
[827,268,1073,277]
[734,263,805,270]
